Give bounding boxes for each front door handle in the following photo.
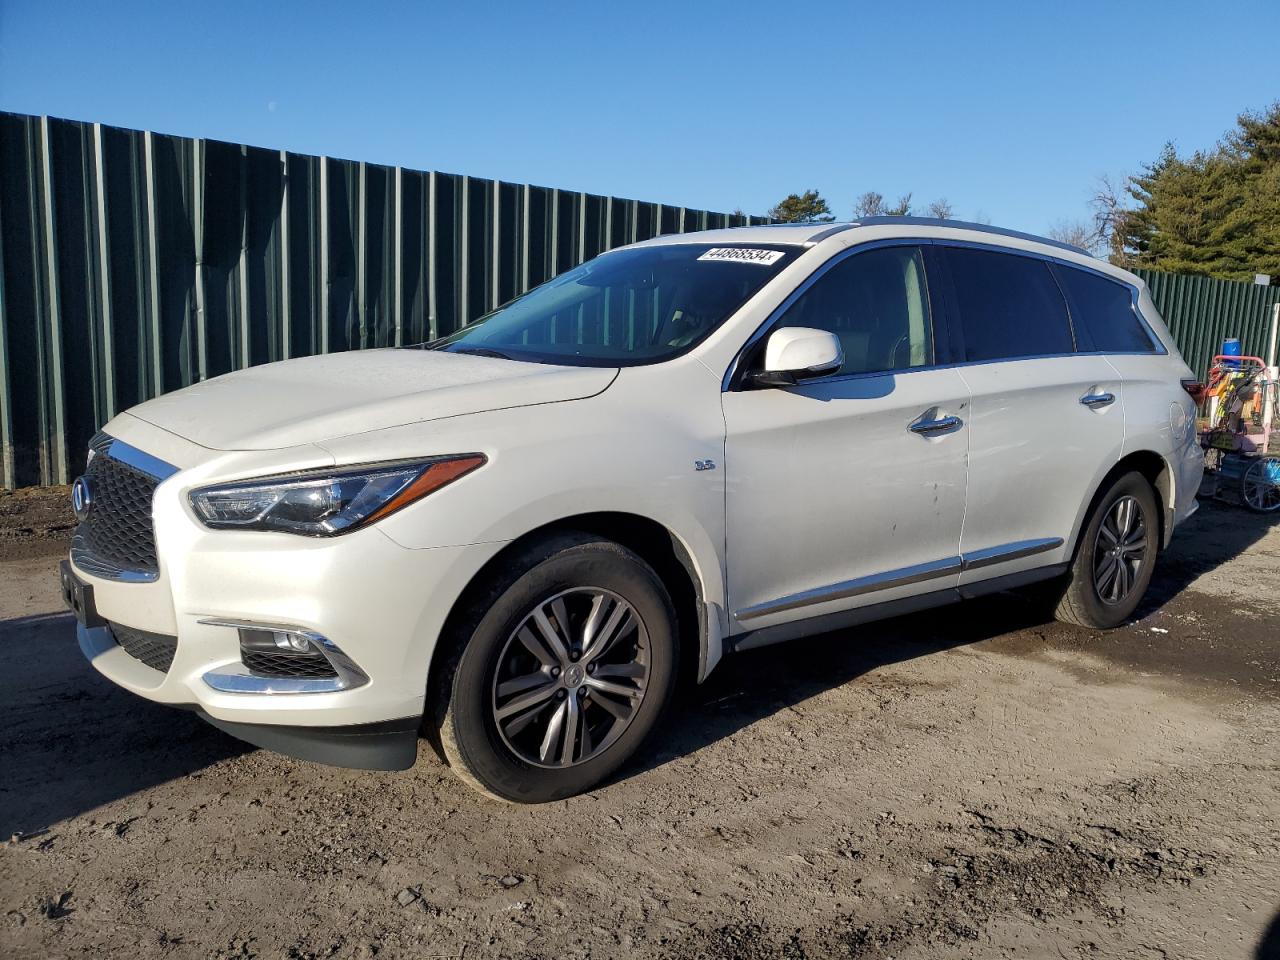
[909,414,962,435]
[1081,392,1116,409]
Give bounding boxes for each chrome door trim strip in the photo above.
[734,555,962,622]
[960,537,1064,571]
[733,537,1065,623]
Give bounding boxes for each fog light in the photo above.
[238,626,326,661]
[272,630,314,653]
[198,617,371,692]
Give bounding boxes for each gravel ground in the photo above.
[1,488,1278,960]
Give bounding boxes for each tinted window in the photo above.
[1053,265,1156,353]
[946,247,1074,362]
[431,244,798,366]
[774,245,933,376]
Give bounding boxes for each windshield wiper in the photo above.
[451,346,515,360]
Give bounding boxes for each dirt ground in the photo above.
[1,488,1277,960]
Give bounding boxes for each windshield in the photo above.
[429,243,799,366]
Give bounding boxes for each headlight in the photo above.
[189,455,486,536]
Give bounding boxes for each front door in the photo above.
[723,243,970,634]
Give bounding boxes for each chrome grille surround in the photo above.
[70,433,177,583]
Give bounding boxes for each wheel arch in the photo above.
[426,511,714,727]
[1069,449,1174,558]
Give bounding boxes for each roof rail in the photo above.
[849,216,1092,257]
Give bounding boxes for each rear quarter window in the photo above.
[1051,264,1158,354]
[944,247,1075,362]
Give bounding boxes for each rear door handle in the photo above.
[1080,392,1116,409]
[909,414,962,435]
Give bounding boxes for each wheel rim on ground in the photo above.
[1242,457,1280,512]
[1093,495,1148,605]
[490,587,650,768]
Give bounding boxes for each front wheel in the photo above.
[1054,471,1159,629]
[435,533,678,803]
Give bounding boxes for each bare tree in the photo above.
[1090,174,1133,266]
[885,192,913,216]
[1044,176,1134,258]
[853,191,886,218]
[1048,219,1101,251]
[926,198,953,220]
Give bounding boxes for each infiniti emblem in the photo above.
[71,476,94,522]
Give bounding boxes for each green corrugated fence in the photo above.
[1136,268,1280,379]
[3,111,1277,490]
[0,112,768,489]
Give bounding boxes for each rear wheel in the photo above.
[434,533,678,803]
[1054,471,1159,629]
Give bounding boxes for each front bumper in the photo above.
[68,463,509,766]
[74,619,421,770]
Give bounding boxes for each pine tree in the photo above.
[1116,103,1280,281]
[767,190,835,223]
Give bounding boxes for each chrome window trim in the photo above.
[722,236,1166,391]
[733,537,1064,622]
[938,239,1166,359]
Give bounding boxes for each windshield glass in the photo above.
[428,243,799,366]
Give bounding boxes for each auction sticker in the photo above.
[697,247,785,266]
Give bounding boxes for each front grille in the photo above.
[242,649,339,680]
[111,623,178,673]
[77,433,161,576]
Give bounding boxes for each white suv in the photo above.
[61,218,1203,801]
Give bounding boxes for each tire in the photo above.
[1054,471,1159,629]
[434,532,678,803]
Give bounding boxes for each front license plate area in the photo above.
[60,560,107,629]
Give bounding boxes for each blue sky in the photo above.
[1,0,1275,233]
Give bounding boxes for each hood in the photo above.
[126,349,618,450]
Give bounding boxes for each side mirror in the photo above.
[750,327,844,388]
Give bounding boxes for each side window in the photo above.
[945,247,1074,362]
[1052,265,1157,353]
[774,245,933,376]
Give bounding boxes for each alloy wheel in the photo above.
[491,587,650,768]
[1093,495,1148,605]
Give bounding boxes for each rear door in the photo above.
[936,244,1125,583]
